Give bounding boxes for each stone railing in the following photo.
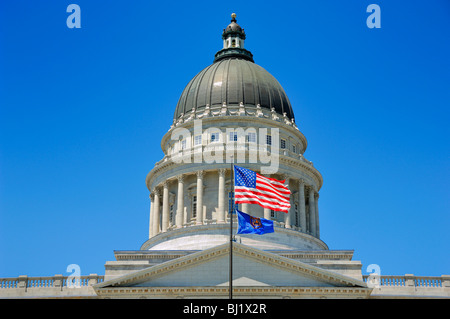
[0,274,104,291]
[362,274,450,288]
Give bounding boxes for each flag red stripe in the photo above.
[256,173,286,186]
[256,181,291,195]
[253,186,290,202]
[235,187,290,203]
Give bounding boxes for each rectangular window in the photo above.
[229,131,238,142]
[247,132,256,143]
[181,139,187,150]
[281,139,286,149]
[270,209,275,218]
[192,195,197,218]
[266,135,272,145]
[210,133,219,143]
[292,145,296,154]
[194,135,202,146]
[170,204,174,224]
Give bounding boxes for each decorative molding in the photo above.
[196,170,204,179]
[218,168,227,177]
[94,286,371,299]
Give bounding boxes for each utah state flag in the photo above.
[236,210,274,235]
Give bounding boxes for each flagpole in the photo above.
[229,157,234,300]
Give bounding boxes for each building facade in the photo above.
[0,14,448,299]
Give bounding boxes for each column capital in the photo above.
[196,170,204,178]
[315,192,319,199]
[149,193,155,201]
[218,168,227,176]
[176,174,184,183]
[298,178,305,185]
[162,180,169,188]
[152,187,160,196]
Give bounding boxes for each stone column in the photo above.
[315,192,320,238]
[241,203,249,213]
[196,170,204,225]
[176,175,184,228]
[152,188,160,236]
[308,186,316,237]
[284,176,291,228]
[298,179,306,232]
[264,207,271,220]
[162,181,170,232]
[149,193,154,238]
[218,169,226,223]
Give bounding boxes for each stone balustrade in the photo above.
[0,274,104,296]
[1,273,448,296]
[362,274,450,288]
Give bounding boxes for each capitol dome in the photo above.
[143,13,324,252]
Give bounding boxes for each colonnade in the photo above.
[148,169,320,239]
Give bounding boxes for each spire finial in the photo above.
[231,13,237,22]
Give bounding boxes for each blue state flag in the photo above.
[236,210,274,235]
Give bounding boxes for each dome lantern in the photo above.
[214,13,254,63]
[222,13,246,49]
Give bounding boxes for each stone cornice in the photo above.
[113,250,354,262]
[94,286,372,299]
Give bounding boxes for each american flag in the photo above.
[234,165,291,213]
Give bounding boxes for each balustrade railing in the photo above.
[0,274,104,290]
[1,274,447,291]
[362,274,448,288]
[0,278,18,289]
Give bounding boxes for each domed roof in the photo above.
[174,58,295,120]
[225,21,242,33]
[223,13,245,36]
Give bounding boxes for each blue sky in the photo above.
[0,0,449,279]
